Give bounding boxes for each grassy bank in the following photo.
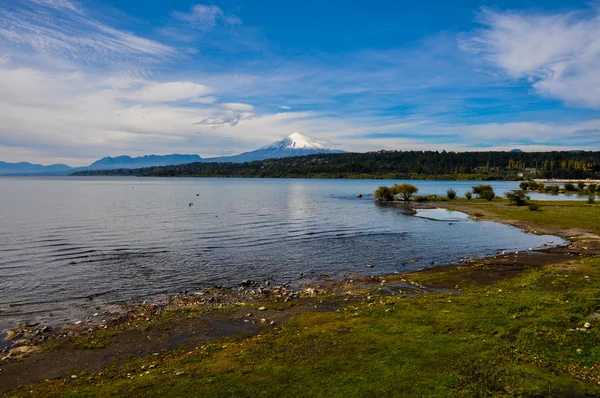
[4,201,600,397]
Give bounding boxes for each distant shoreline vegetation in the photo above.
[70,150,600,180]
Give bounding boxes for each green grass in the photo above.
[9,256,600,397]
[443,200,600,235]
[73,330,117,350]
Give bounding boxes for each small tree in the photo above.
[564,183,576,192]
[588,195,596,204]
[473,184,493,198]
[519,181,529,190]
[446,188,457,200]
[481,188,496,201]
[465,192,472,201]
[588,184,597,193]
[549,185,560,194]
[391,183,419,201]
[505,190,530,206]
[537,182,545,192]
[375,186,394,201]
[528,181,539,191]
[578,181,586,191]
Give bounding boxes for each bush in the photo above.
[588,195,596,204]
[578,181,586,190]
[413,195,429,203]
[536,182,545,192]
[472,184,494,199]
[375,186,394,201]
[505,190,530,206]
[519,181,529,190]
[391,183,419,201]
[446,188,457,200]
[564,183,576,192]
[480,188,496,201]
[548,185,560,194]
[528,203,540,211]
[588,184,597,193]
[465,192,472,201]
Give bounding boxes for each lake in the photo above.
[0,177,566,332]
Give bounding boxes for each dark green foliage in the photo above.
[588,195,596,204]
[473,184,496,200]
[391,183,418,201]
[548,185,560,194]
[413,195,429,202]
[70,150,600,179]
[588,183,597,193]
[374,186,394,201]
[446,188,457,200]
[465,192,472,200]
[519,181,529,190]
[528,203,540,211]
[578,181,586,190]
[564,183,577,191]
[505,190,530,206]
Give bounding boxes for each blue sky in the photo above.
[0,0,599,165]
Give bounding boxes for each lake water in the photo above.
[0,177,566,332]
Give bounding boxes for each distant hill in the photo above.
[204,133,344,162]
[0,161,73,176]
[509,149,523,153]
[88,154,202,170]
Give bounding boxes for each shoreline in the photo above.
[2,202,600,393]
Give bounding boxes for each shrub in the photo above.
[528,203,540,211]
[480,188,496,201]
[564,183,576,192]
[472,184,494,199]
[536,182,545,192]
[588,183,597,193]
[578,181,586,190]
[375,186,394,201]
[413,195,429,203]
[588,195,596,204]
[548,185,560,194]
[519,181,529,190]
[505,190,530,206]
[391,183,419,201]
[446,188,457,200]
[465,192,472,201]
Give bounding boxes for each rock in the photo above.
[258,307,267,311]
[3,330,17,341]
[584,322,592,329]
[366,264,374,268]
[176,371,185,376]
[71,375,78,379]
[260,318,267,324]
[7,345,37,357]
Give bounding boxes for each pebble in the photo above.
[176,372,185,376]
[366,264,374,268]
[71,375,77,379]
[258,307,267,311]
[584,322,592,329]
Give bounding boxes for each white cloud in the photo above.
[29,0,80,12]
[462,7,600,108]
[279,105,291,110]
[0,1,175,74]
[172,4,241,29]
[122,82,214,102]
[193,110,253,128]
[218,102,254,111]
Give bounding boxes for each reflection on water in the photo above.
[0,177,565,330]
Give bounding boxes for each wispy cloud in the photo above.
[172,4,241,29]
[193,110,253,128]
[0,1,175,75]
[461,6,600,108]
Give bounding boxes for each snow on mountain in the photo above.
[205,133,344,163]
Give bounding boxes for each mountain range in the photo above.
[0,133,343,175]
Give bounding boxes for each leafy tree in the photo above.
[446,188,457,200]
[472,184,494,199]
[588,183,597,193]
[481,188,496,201]
[548,185,560,194]
[588,195,596,204]
[375,186,394,201]
[578,181,586,190]
[465,192,472,200]
[505,190,530,206]
[391,183,419,201]
[564,183,576,191]
[519,181,529,190]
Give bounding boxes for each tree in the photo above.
[564,183,576,191]
[505,190,530,206]
[481,188,496,201]
[391,183,419,201]
[465,192,472,200]
[375,186,394,201]
[519,181,529,190]
[472,184,494,198]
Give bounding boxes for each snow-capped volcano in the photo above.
[205,133,344,163]
[260,133,336,151]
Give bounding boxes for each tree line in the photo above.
[71,150,600,180]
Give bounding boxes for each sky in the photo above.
[0,0,599,166]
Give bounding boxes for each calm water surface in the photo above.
[0,177,566,332]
